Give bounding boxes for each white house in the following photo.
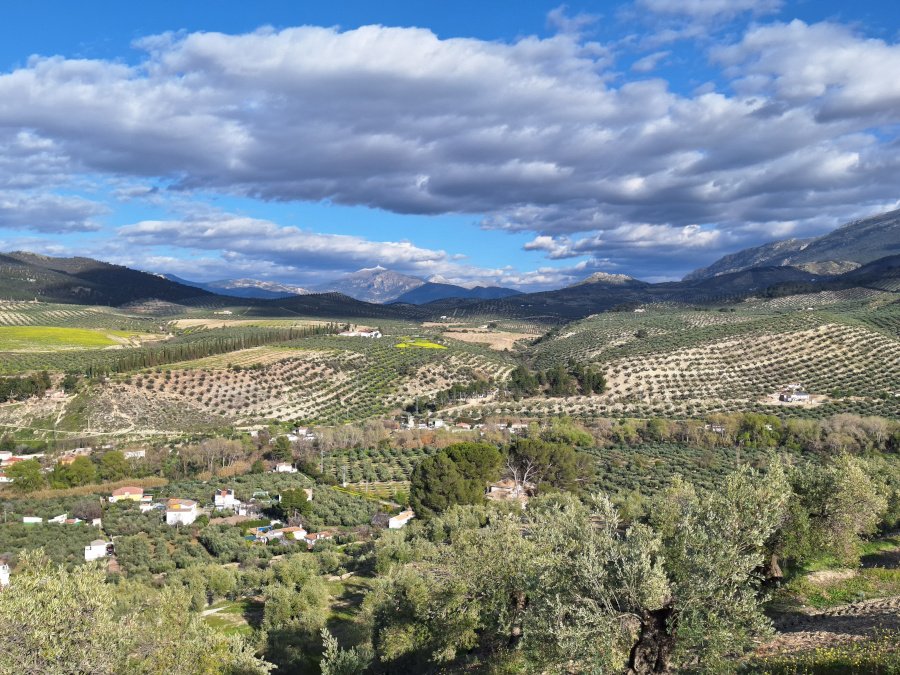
[22,516,42,524]
[84,539,111,562]
[274,463,297,474]
[123,449,146,459]
[165,498,199,526]
[214,489,240,509]
[278,526,308,541]
[388,510,416,529]
[339,329,382,338]
[109,486,144,503]
[48,513,68,524]
[304,531,334,548]
[0,563,9,587]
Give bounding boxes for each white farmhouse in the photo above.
[84,539,111,562]
[388,510,416,529]
[109,486,144,503]
[165,498,199,526]
[274,463,298,474]
[214,489,240,509]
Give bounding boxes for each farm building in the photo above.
[779,390,811,402]
[274,463,297,474]
[0,563,8,587]
[388,510,416,529]
[214,489,240,509]
[109,486,144,503]
[165,498,199,526]
[304,531,333,548]
[339,329,382,338]
[84,540,111,562]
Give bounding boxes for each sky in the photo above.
[1,1,900,289]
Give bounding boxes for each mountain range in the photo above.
[685,208,900,280]
[163,275,309,300]
[2,207,899,320]
[165,266,521,304]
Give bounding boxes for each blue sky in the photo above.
[2,1,900,288]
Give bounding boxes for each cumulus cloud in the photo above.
[0,192,106,233]
[118,214,447,272]
[0,19,899,280]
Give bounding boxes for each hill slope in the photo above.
[394,282,521,304]
[687,208,900,280]
[0,252,217,305]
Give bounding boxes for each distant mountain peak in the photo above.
[313,267,425,303]
[573,271,639,287]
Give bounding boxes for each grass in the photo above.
[203,599,263,636]
[744,631,900,674]
[779,568,900,609]
[0,326,141,351]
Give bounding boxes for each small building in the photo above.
[84,539,111,562]
[427,419,445,429]
[123,449,146,459]
[0,472,11,484]
[274,463,297,474]
[0,563,9,587]
[48,513,68,524]
[388,510,416,529]
[22,516,42,524]
[304,531,333,548]
[279,526,308,541]
[109,486,144,503]
[214,489,240,510]
[779,390,811,403]
[165,498,199,526]
[338,329,382,338]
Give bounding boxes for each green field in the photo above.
[0,326,140,351]
[396,337,447,349]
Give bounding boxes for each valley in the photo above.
[0,214,898,675]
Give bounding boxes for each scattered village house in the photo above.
[304,531,333,548]
[109,486,144,503]
[84,539,112,562]
[165,498,199,526]
[214,489,240,510]
[123,449,146,459]
[388,510,416,529]
[274,462,298,474]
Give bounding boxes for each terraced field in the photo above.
[459,291,900,420]
[83,333,515,428]
[0,301,155,330]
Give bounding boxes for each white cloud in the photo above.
[0,192,106,232]
[0,19,899,280]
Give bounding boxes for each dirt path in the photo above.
[759,596,900,656]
